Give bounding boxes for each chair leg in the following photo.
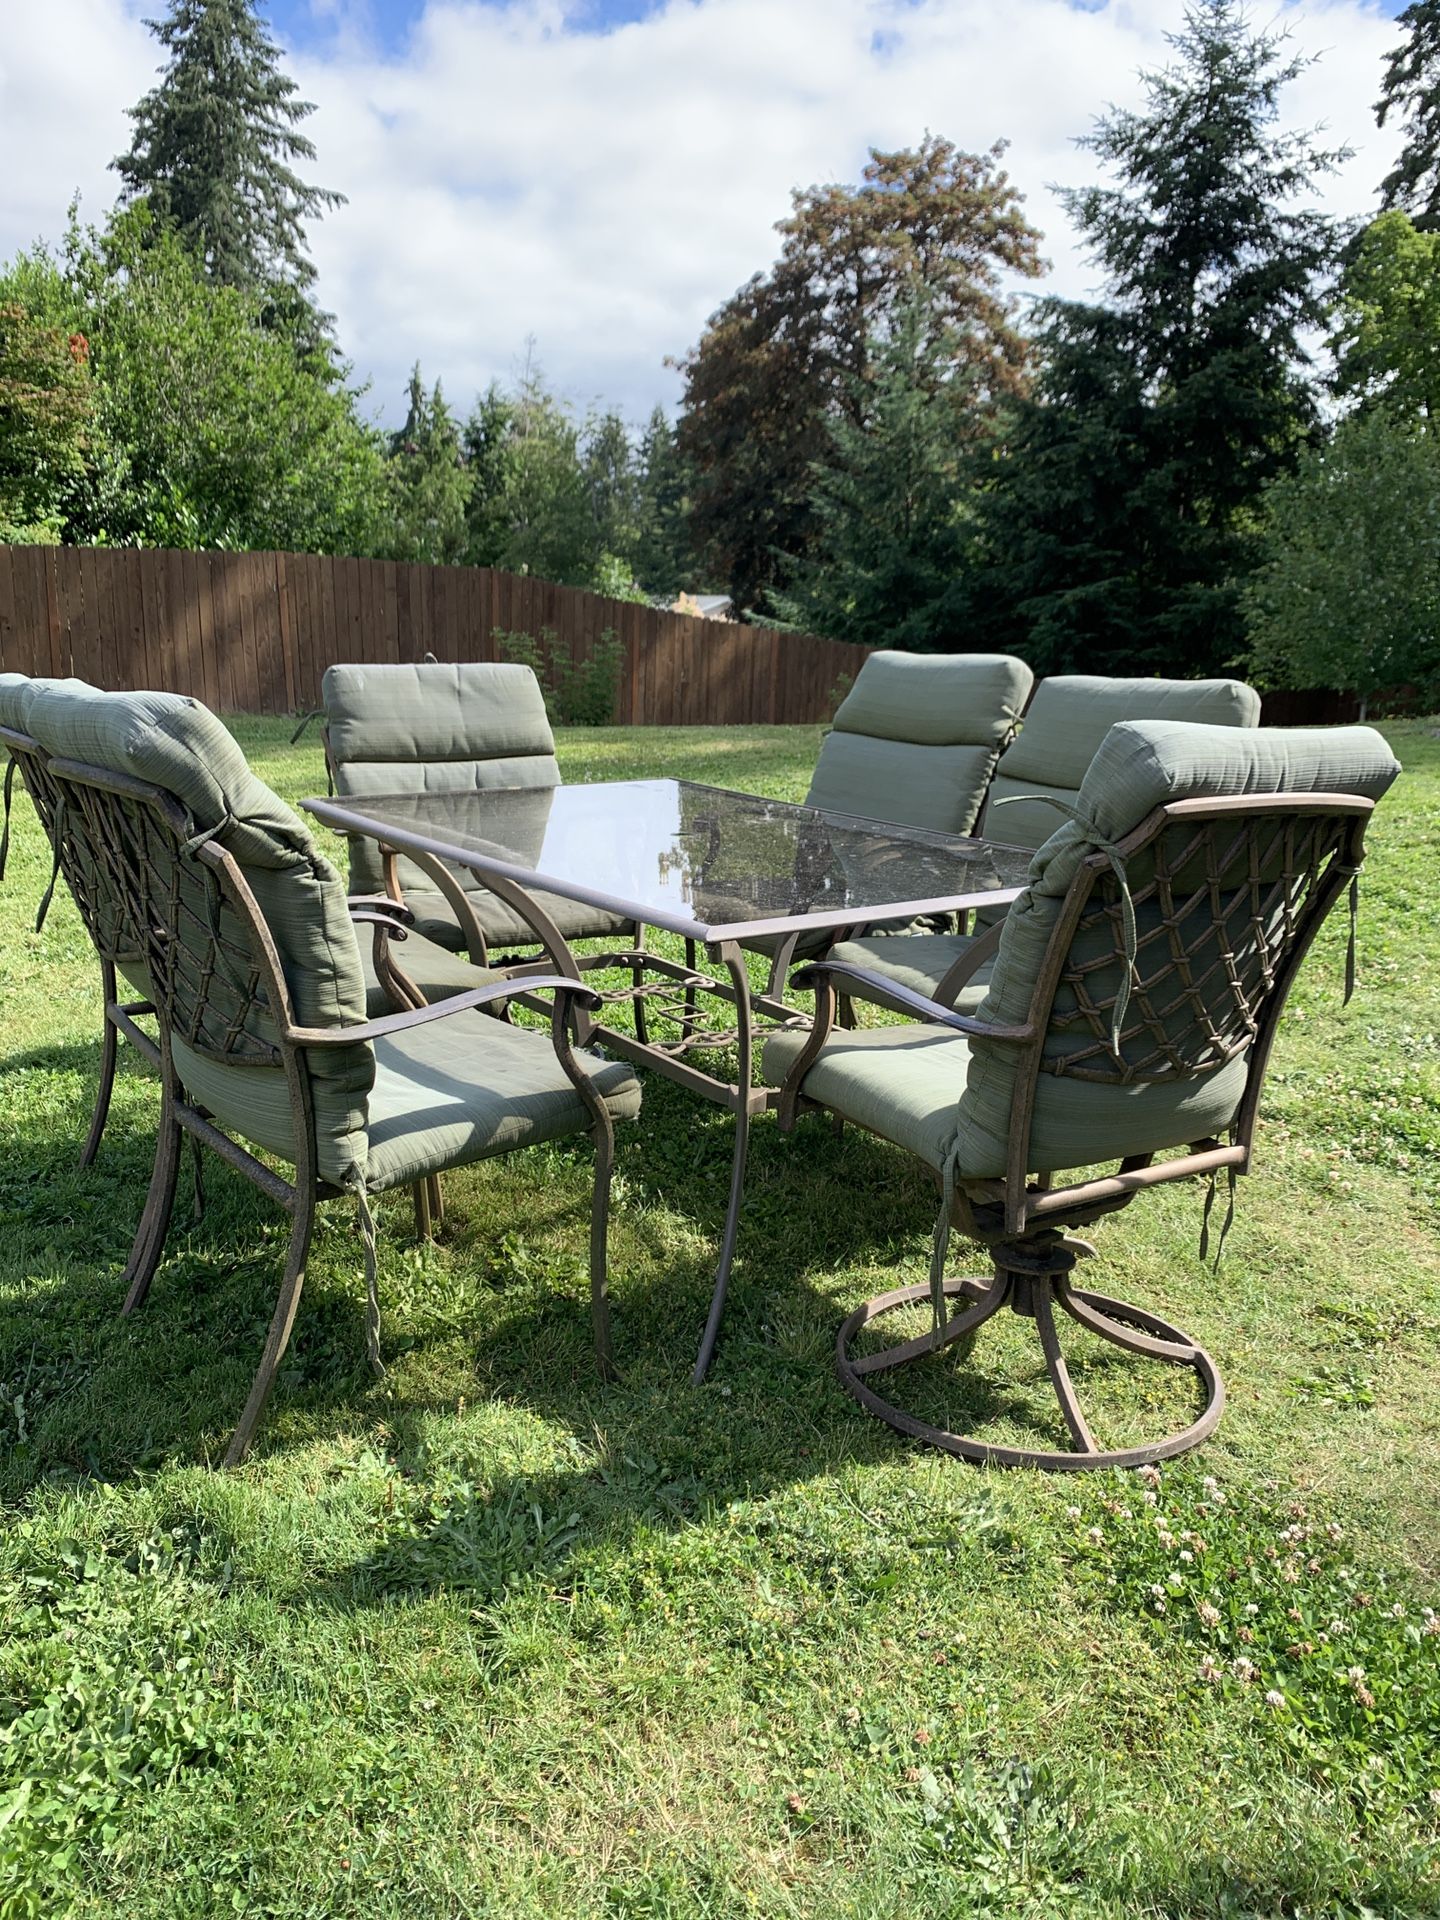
[223,1198,316,1468]
[426,1174,445,1231]
[588,1116,617,1380]
[79,1005,120,1169]
[119,1090,183,1316]
[412,1179,432,1240]
[835,1233,1224,1472]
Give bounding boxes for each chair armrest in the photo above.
[790,962,1032,1042]
[347,893,415,927]
[285,974,602,1047]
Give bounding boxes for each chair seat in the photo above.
[356,926,499,1016]
[763,1024,970,1173]
[364,1013,642,1194]
[827,934,994,1013]
[404,886,630,955]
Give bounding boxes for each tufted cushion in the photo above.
[805,652,1033,836]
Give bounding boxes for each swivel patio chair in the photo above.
[753,650,1033,989]
[827,673,1262,1018]
[24,682,641,1465]
[321,661,637,969]
[766,718,1399,1469]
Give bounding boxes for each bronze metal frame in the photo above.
[36,750,620,1465]
[1,722,161,1165]
[303,788,1028,1382]
[779,790,1378,1470]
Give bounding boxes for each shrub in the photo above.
[493,625,623,726]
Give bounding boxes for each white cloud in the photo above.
[0,0,1408,428]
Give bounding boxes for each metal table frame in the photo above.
[304,783,1027,1381]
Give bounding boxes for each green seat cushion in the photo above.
[827,934,994,1013]
[805,652,1033,836]
[981,674,1261,852]
[763,1024,974,1172]
[363,1013,641,1194]
[954,719,1402,1178]
[25,684,374,1188]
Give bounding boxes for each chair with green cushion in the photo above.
[24,683,641,1465]
[2,673,494,1178]
[750,650,1033,986]
[765,718,1399,1469]
[322,661,635,966]
[827,673,1262,1016]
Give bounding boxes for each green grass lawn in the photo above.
[1,717,1438,1919]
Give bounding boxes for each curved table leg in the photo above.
[691,942,752,1384]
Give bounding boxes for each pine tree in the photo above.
[385,365,470,566]
[768,298,975,648]
[1377,2,1440,231]
[632,407,689,596]
[461,380,516,567]
[114,0,344,292]
[966,0,1343,675]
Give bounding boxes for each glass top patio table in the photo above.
[303,778,1033,945]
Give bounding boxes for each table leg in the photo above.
[692,941,753,1384]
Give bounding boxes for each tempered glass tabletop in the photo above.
[305,779,1033,944]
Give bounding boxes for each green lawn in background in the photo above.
[0,717,1437,1919]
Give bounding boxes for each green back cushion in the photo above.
[806,652,1034,835]
[952,720,1401,1178]
[26,684,373,1186]
[323,663,560,893]
[984,675,1261,851]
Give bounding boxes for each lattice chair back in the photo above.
[806,651,1034,836]
[25,684,374,1190]
[949,720,1402,1228]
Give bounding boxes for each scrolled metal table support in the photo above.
[691,939,753,1385]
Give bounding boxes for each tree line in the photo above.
[2,0,1438,703]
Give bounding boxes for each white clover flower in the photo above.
[1264,1690,1285,1711]
[1347,1665,1366,1683]
[1168,1572,1185,1590]
[1143,1490,1158,1506]
[1087,1526,1104,1545]
[1179,1550,1194,1564]
[1138,1464,1161,1488]
[1198,1602,1221,1628]
[1066,1506,1081,1522]
[1232,1657,1257,1682]
[1327,1618,1347,1636]
[1325,1521,1342,1541]
[1243,1602,1260,1618]
[1198,1656,1221,1683]
[1149,1582,1167,1599]
[1390,1602,1405,1619]
[1154,1597,1167,1614]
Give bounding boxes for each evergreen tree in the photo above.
[582,409,639,565]
[632,406,690,596]
[385,365,470,565]
[461,380,515,567]
[114,0,344,292]
[1377,2,1440,232]
[768,299,975,649]
[501,360,597,585]
[676,135,1043,610]
[966,0,1343,675]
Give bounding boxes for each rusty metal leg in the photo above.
[588,1112,617,1380]
[120,1084,183,1315]
[223,1195,315,1468]
[80,966,120,1168]
[681,938,699,1042]
[412,1178,433,1241]
[691,942,752,1384]
[631,923,650,1048]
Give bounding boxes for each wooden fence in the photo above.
[0,545,868,726]
[0,543,1361,727]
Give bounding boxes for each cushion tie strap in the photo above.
[929,1142,964,1329]
[991,793,1139,1056]
[34,795,65,933]
[0,755,16,882]
[1198,1163,1237,1269]
[349,1175,385,1379]
[289,709,323,747]
[180,812,233,859]
[1345,873,1359,1006]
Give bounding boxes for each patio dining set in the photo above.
[0,653,1400,1470]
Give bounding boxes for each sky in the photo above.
[0,0,1419,433]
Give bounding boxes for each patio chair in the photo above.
[321,661,636,967]
[826,673,1262,1017]
[1,673,499,1176]
[23,682,641,1465]
[753,650,1033,986]
[766,718,1399,1468]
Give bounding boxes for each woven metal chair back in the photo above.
[1042,800,1365,1090]
[43,757,282,1072]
